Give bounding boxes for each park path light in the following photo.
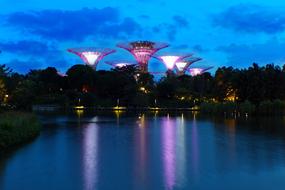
[67,47,116,70]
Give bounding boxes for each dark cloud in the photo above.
[192,45,208,53]
[6,56,69,74]
[0,40,56,56]
[5,8,142,42]
[173,15,188,27]
[174,44,189,49]
[6,59,44,73]
[213,4,285,34]
[139,15,150,19]
[216,39,285,67]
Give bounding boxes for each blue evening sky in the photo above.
[1,0,285,73]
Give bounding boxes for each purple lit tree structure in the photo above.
[117,41,168,72]
[67,48,116,70]
[154,54,193,73]
[105,61,137,68]
[188,66,213,76]
[175,57,202,76]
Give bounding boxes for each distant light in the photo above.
[189,68,204,76]
[74,106,85,109]
[176,61,188,71]
[82,52,100,66]
[116,63,128,68]
[160,56,181,70]
[113,106,127,110]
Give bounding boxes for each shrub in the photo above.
[239,100,255,115]
[0,112,41,149]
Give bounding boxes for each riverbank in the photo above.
[31,104,200,112]
[0,112,41,150]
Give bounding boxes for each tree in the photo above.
[0,79,6,103]
[66,65,95,92]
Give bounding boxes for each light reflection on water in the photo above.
[82,123,98,190]
[162,116,176,189]
[1,112,285,190]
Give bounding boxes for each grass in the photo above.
[0,112,41,150]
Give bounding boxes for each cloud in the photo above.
[5,8,142,42]
[213,4,285,34]
[192,45,209,53]
[216,38,285,67]
[0,40,56,56]
[6,59,44,73]
[173,15,188,27]
[151,15,189,41]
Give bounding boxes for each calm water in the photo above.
[1,111,285,190]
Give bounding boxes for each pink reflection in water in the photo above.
[192,115,199,176]
[134,114,147,184]
[82,123,99,190]
[162,117,176,189]
[176,115,186,186]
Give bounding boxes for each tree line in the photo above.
[1,63,285,112]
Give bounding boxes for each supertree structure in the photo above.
[153,53,193,73]
[117,41,168,72]
[105,60,137,68]
[67,48,116,70]
[188,66,213,76]
[175,57,202,76]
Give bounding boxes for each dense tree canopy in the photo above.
[2,63,285,110]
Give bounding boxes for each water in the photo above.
[1,111,285,190]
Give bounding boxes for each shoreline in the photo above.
[32,105,201,112]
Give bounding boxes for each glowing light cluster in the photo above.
[154,54,193,71]
[176,57,203,75]
[189,68,204,76]
[105,60,137,68]
[117,41,168,72]
[82,52,100,66]
[189,67,213,76]
[68,48,115,70]
[176,61,188,72]
[160,56,181,70]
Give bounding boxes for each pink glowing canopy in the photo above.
[175,57,202,72]
[105,60,137,68]
[188,66,213,76]
[154,54,193,70]
[68,48,115,69]
[117,41,168,71]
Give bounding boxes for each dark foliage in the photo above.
[2,63,285,112]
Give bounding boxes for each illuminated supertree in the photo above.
[153,53,193,74]
[105,60,137,68]
[175,57,202,76]
[117,41,168,72]
[67,48,116,70]
[188,66,213,76]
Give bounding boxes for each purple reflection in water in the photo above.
[162,117,176,189]
[82,122,99,190]
[134,114,147,184]
[192,115,199,176]
[176,115,186,186]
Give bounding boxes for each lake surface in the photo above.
[1,111,285,190]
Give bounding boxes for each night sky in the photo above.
[1,0,285,73]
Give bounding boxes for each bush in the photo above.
[0,112,41,150]
[200,102,237,115]
[258,100,285,115]
[239,100,255,115]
